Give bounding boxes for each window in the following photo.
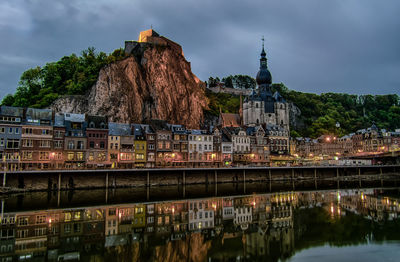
[110,153,117,160]
[100,141,105,149]
[77,141,84,149]
[68,141,74,150]
[64,224,71,234]
[17,229,29,238]
[148,144,155,150]
[54,141,62,148]
[39,140,51,148]
[39,152,49,160]
[0,127,4,133]
[8,128,13,134]
[97,153,106,161]
[136,153,144,160]
[67,153,74,161]
[89,141,95,149]
[42,129,50,135]
[18,217,28,226]
[88,153,94,161]
[22,139,33,147]
[6,139,19,149]
[54,130,63,138]
[36,215,46,224]
[34,227,46,236]
[23,128,32,134]
[76,152,84,160]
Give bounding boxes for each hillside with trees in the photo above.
[206,77,400,138]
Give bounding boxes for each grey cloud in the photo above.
[0,0,399,100]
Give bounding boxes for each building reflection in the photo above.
[0,189,399,261]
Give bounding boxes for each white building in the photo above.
[188,199,215,231]
[234,206,253,228]
[188,130,214,163]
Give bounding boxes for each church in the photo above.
[242,41,290,131]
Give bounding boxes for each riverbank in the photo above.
[1,165,399,193]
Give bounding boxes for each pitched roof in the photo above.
[87,115,108,129]
[64,113,85,122]
[108,122,131,136]
[0,106,24,117]
[220,113,240,127]
[26,108,52,120]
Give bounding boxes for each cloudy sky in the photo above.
[0,0,399,100]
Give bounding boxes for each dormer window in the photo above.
[100,122,105,129]
[89,122,95,128]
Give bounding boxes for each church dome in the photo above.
[256,43,272,86]
[256,67,272,86]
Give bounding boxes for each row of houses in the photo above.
[0,106,290,170]
[294,124,400,158]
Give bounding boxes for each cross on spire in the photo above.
[262,36,264,49]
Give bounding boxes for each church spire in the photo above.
[260,36,267,69]
[256,36,272,87]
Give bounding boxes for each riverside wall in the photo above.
[1,166,399,192]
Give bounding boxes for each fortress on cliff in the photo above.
[125,29,184,56]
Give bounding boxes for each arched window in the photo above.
[89,122,95,128]
[280,104,283,109]
[100,122,105,129]
[256,119,259,124]
[256,103,258,108]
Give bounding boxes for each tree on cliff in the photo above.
[221,75,256,89]
[1,47,127,108]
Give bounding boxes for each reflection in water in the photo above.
[0,188,399,261]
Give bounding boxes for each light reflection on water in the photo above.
[0,184,399,261]
[285,242,400,262]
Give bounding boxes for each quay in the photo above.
[0,165,399,193]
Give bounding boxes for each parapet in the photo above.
[124,29,184,56]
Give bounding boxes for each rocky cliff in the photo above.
[51,43,208,129]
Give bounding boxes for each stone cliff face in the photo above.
[51,44,208,129]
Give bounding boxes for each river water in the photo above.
[1,179,400,261]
